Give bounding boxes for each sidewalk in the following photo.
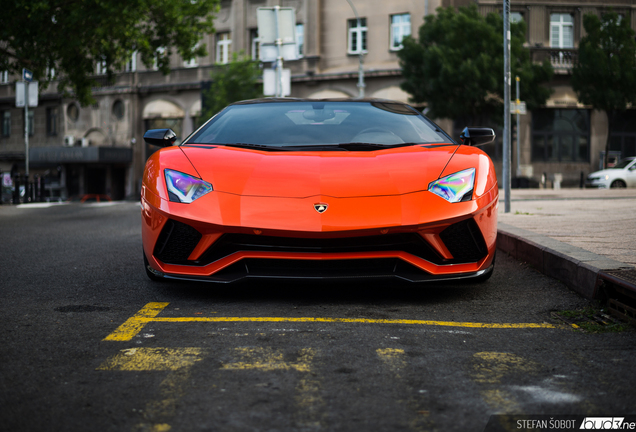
[496,188,636,302]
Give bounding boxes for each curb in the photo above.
[497,223,634,300]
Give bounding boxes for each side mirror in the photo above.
[143,129,177,147]
[459,127,496,146]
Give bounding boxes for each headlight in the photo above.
[428,168,475,203]
[164,169,213,203]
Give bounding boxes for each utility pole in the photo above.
[345,0,365,98]
[274,6,284,98]
[503,0,511,213]
[24,75,29,182]
[515,76,521,177]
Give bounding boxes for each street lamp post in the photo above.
[516,76,521,177]
[503,0,511,213]
[345,0,365,98]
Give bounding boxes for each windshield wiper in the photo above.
[219,143,291,151]
[336,142,419,151]
[218,142,423,152]
[280,142,421,151]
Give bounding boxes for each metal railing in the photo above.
[530,47,578,72]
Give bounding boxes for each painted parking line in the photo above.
[96,347,205,371]
[98,347,205,432]
[103,302,572,342]
[97,346,324,430]
[103,302,169,341]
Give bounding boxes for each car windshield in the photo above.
[186,101,452,148]
[612,158,635,169]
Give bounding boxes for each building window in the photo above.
[67,103,80,123]
[0,71,8,84]
[510,12,524,24]
[550,13,574,48]
[112,100,125,120]
[348,18,367,54]
[26,109,34,137]
[532,109,589,162]
[96,56,107,75]
[47,107,58,136]
[296,23,304,58]
[390,13,410,50]
[1,111,10,137]
[216,32,232,64]
[46,66,56,80]
[125,51,137,72]
[250,29,260,61]
[609,111,636,158]
[184,44,199,68]
[153,47,167,70]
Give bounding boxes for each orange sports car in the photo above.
[141,99,498,283]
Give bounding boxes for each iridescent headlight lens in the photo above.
[428,168,475,203]
[164,169,213,203]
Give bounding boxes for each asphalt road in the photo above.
[1,202,635,432]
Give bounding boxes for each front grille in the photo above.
[154,219,202,264]
[439,219,488,262]
[195,232,443,265]
[153,218,488,268]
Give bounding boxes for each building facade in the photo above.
[0,0,634,201]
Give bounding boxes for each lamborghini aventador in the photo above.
[141,99,498,283]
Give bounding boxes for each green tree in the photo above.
[398,5,552,125]
[200,52,263,120]
[571,11,636,168]
[0,0,219,105]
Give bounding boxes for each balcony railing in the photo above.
[530,47,578,73]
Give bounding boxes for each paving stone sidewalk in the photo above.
[496,188,636,299]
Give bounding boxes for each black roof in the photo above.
[229,97,412,106]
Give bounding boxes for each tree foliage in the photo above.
[571,11,636,167]
[201,52,263,120]
[0,0,219,105]
[398,5,552,124]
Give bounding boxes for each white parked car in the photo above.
[586,157,636,188]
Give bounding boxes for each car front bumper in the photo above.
[141,185,498,282]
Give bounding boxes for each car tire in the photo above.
[610,179,627,188]
[143,250,163,282]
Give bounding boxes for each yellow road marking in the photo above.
[472,352,541,414]
[96,347,205,371]
[221,347,325,428]
[97,347,204,432]
[221,347,313,372]
[473,352,540,385]
[377,348,407,378]
[376,348,433,430]
[103,302,568,342]
[103,302,169,341]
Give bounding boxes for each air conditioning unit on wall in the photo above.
[63,135,75,147]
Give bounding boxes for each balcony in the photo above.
[530,47,577,74]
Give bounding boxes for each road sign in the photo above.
[263,68,291,96]
[510,101,526,115]
[16,81,39,107]
[23,68,33,82]
[257,7,297,62]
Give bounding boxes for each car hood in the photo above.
[588,169,622,178]
[180,144,459,198]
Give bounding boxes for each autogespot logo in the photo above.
[580,417,634,430]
